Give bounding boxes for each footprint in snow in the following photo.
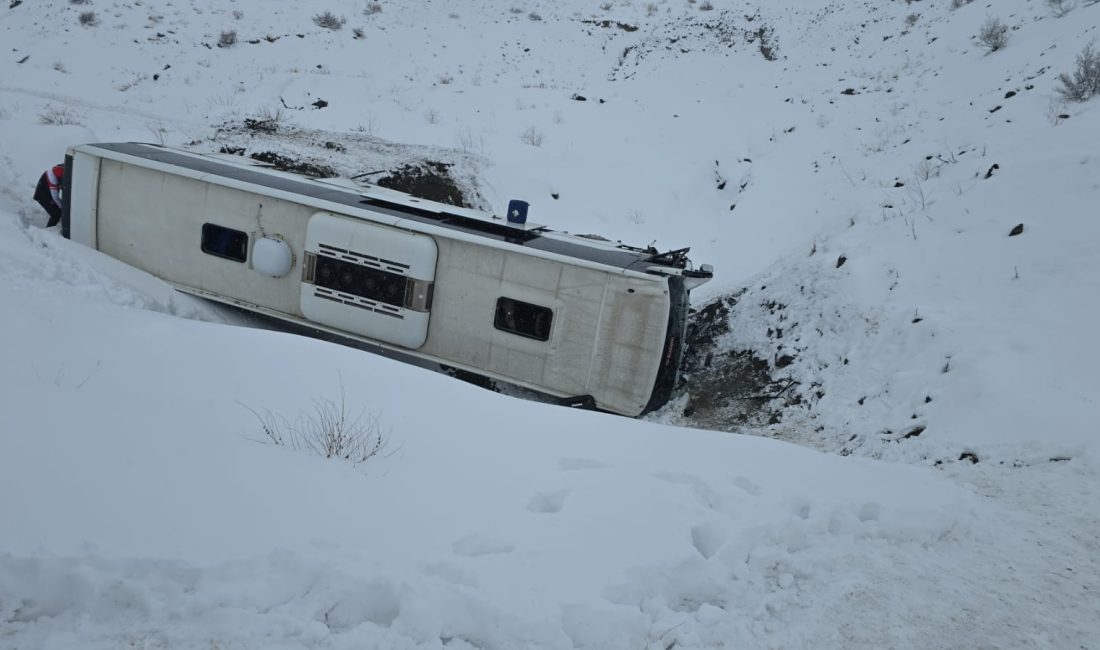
[526,489,569,514]
[856,502,880,522]
[451,533,515,557]
[731,475,762,496]
[690,521,728,559]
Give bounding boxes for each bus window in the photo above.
[201,223,248,262]
[494,297,552,341]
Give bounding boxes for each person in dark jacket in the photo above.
[33,163,65,227]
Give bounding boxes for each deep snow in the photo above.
[1,0,1098,648]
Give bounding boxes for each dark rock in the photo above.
[775,354,795,368]
[571,94,587,101]
[311,99,329,109]
[1009,223,1024,237]
[959,451,980,464]
[836,255,847,268]
[984,163,999,179]
[841,87,857,95]
[1004,90,1017,99]
[902,425,926,439]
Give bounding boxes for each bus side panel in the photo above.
[422,237,666,415]
[422,238,601,398]
[587,276,670,415]
[95,160,313,317]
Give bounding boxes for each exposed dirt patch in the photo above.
[210,120,485,209]
[375,162,469,208]
[610,10,758,79]
[676,293,795,429]
[243,116,281,134]
[249,151,336,178]
[581,19,638,32]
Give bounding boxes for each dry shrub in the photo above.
[1057,44,1100,102]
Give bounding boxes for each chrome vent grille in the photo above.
[313,286,403,319]
[316,243,410,275]
[302,250,433,313]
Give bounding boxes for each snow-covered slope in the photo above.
[1,0,1098,648]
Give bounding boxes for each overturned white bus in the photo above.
[61,143,712,416]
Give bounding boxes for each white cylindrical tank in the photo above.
[252,236,294,277]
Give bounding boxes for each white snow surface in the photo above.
[1,0,1099,648]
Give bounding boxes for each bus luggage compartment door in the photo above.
[300,212,437,349]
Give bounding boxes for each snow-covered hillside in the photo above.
[1,0,1098,648]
